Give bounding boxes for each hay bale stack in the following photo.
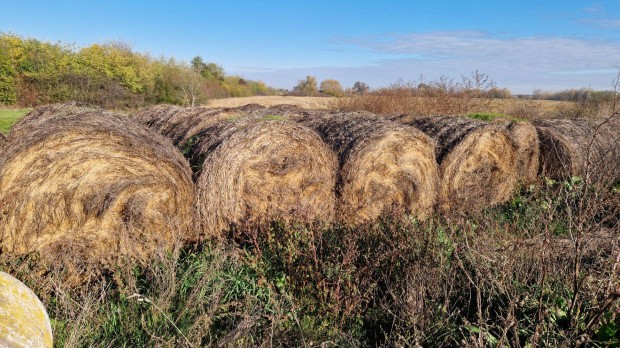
[189,118,338,236]
[295,114,439,224]
[534,117,620,181]
[0,109,195,267]
[406,116,518,211]
[0,271,53,348]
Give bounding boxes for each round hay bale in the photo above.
[533,117,620,181]
[0,271,53,348]
[406,116,518,212]
[495,119,540,185]
[295,114,439,224]
[190,118,338,236]
[0,110,195,267]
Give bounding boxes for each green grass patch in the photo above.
[467,112,525,123]
[0,108,30,134]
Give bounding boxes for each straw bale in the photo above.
[534,117,620,181]
[406,116,518,211]
[0,109,195,267]
[8,101,86,139]
[190,118,338,236]
[495,119,540,184]
[132,105,261,146]
[292,114,439,223]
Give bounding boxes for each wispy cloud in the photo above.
[232,31,620,93]
[580,18,620,28]
[343,31,620,71]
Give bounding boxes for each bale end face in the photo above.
[196,120,338,236]
[439,127,517,211]
[339,127,439,224]
[0,111,195,269]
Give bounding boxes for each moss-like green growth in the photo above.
[467,112,525,123]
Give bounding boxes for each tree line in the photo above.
[0,33,273,108]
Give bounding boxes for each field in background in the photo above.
[205,95,336,109]
[205,95,577,118]
[0,108,30,134]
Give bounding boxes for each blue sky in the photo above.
[1,1,620,93]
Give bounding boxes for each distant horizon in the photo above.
[2,1,619,94]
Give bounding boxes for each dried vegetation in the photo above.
[0,106,195,271]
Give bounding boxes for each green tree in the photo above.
[191,55,224,81]
[293,75,318,96]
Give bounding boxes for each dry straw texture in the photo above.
[189,117,338,236]
[8,101,83,139]
[132,104,266,146]
[534,116,620,180]
[290,111,439,224]
[0,133,6,147]
[0,107,195,267]
[405,116,518,212]
[495,119,540,185]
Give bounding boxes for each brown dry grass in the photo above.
[534,116,620,180]
[403,116,518,212]
[188,117,338,237]
[206,96,335,109]
[333,90,577,120]
[0,107,195,270]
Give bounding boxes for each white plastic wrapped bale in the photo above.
[0,271,53,348]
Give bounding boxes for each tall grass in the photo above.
[1,173,618,347]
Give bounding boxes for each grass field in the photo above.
[0,108,30,134]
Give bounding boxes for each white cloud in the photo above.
[580,18,620,28]
[231,31,620,94]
